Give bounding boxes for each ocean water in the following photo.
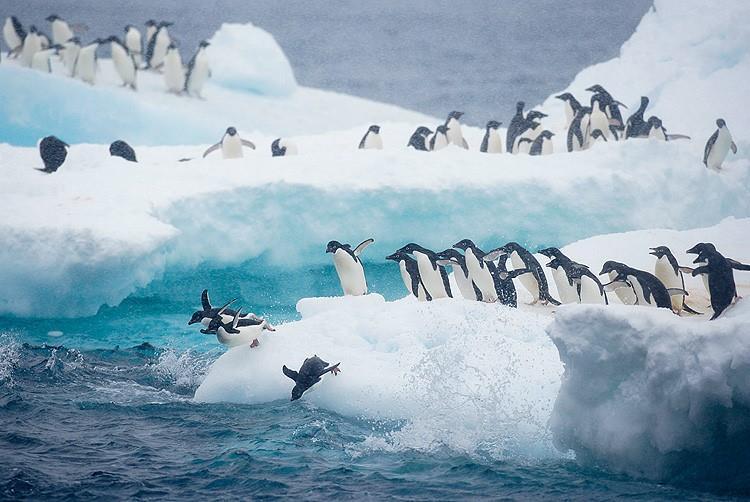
[2,1,738,499]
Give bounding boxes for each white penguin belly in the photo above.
[112,44,136,86]
[187,55,210,95]
[363,133,383,150]
[414,252,448,299]
[31,50,52,72]
[541,138,553,155]
[280,140,298,155]
[21,34,41,67]
[222,135,244,159]
[151,29,170,68]
[654,257,683,311]
[627,274,653,307]
[398,261,427,301]
[551,268,577,304]
[464,250,497,303]
[446,118,467,149]
[126,31,142,65]
[52,21,73,45]
[217,325,264,348]
[451,266,476,300]
[511,251,539,302]
[431,134,448,151]
[707,129,733,170]
[164,51,185,92]
[75,47,97,84]
[486,133,503,153]
[649,127,666,141]
[579,275,605,304]
[608,271,637,305]
[61,43,79,75]
[589,111,610,140]
[332,250,367,296]
[3,21,21,52]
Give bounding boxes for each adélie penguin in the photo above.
[359,125,383,150]
[31,45,61,73]
[407,126,432,151]
[109,140,137,162]
[686,243,750,319]
[45,15,74,45]
[202,307,275,348]
[37,136,69,173]
[283,356,341,401]
[649,246,700,314]
[271,138,298,157]
[124,25,143,66]
[203,127,256,159]
[108,36,138,90]
[386,251,430,301]
[480,120,503,153]
[436,248,482,301]
[539,247,607,304]
[74,38,102,85]
[600,261,686,311]
[625,96,650,139]
[444,111,469,149]
[21,25,43,67]
[506,101,525,153]
[326,239,374,296]
[59,37,80,76]
[703,119,737,170]
[145,21,172,69]
[398,243,452,299]
[188,290,253,327]
[555,93,583,130]
[482,250,531,308]
[429,125,450,151]
[185,40,211,98]
[484,242,560,305]
[3,16,26,57]
[522,130,554,156]
[452,239,498,303]
[163,43,185,93]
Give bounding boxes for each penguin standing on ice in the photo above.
[397,244,452,299]
[556,93,583,130]
[145,21,172,69]
[686,246,737,320]
[271,138,298,157]
[37,136,69,173]
[185,40,211,98]
[283,356,341,401]
[45,15,74,45]
[649,246,700,314]
[600,261,685,310]
[514,110,547,154]
[444,111,469,149]
[163,43,185,93]
[203,127,256,159]
[107,36,138,90]
[625,96,650,139]
[386,251,430,301]
[480,120,503,153]
[539,247,606,304]
[452,239,498,303]
[436,249,482,301]
[326,239,374,296]
[144,20,158,49]
[483,250,531,308]
[586,84,626,136]
[429,125,450,151]
[59,37,80,76]
[358,125,383,150]
[407,126,433,151]
[703,119,737,170]
[109,140,137,162]
[74,38,102,85]
[506,101,525,153]
[21,25,42,67]
[31,45,61,73]
[124,25,142,66]
[522,130,554,156]
[484,242,560,305]
[567,106,592,152]
[646,116,691,142]
[3,16,26,57]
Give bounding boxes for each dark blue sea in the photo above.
[2,1,737,500]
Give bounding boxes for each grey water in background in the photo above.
[4,0,652,123]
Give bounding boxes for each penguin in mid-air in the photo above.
[326,239,374,296]
[188,290,254,327]
[202,307,275,348]
[599,261,685,311]
[444,111,469,149]
[649,246,700,314]
[124,25,143,66]
[429,125,449,151]
[184,40,211,98]
[3,16,26,57]
[506,101,526,153]
[398,243,452,299]
[452,239,499,303]
[625,96,650,139]
[358,125,383,150]
[407,126,432,151]
[109,140,137,162]
[703,119,737,170]
[45,15,74,45]
[436,248,482,301]
[386,251,430,301]
[37,136,69,173]
[539,247,606,304]
[283,356,341,401]
[480,120,503,153]
[107,36,138,90]
[271,138,298,157]
[203,127,256,159]
[163,43,185,93]
[484,242,560,305]
[74,38,103,85]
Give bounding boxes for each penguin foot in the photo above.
[331,366,341,376]
[250,339,259,348]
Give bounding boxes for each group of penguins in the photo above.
[187,290,340,401]
[3,15,210,96]
[327,238,748,321]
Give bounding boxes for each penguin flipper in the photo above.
[320,363,341,377]
[202,142,221,158]
[353,238,375,256]
[704,130,718,165]
[201,289,212,310]
[678,266,695,274]
[691,266,709,277]
[472,281,483,302]
[507,268,531,279]
[603,280,629,292]
[682,303,702,315]
[282,365,299,381]
[241,139,256,150]
[439,266,453,298]
[481,248,505,263]
[728,259,750,271]
[665,133,691,141]
[461,137,469,150]
[731,141,738,154]
[667,288,689,297]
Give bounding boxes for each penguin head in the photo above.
[686,242,716,256]
[167,42,177,51]
[436,249,464,263]
[199,40,210,48]
[716,118,726,129]
[385,251,405,262]
[124,25,134,32]
[545,258,562,270]
[516,101,525,112]
[291,384,304,401]
[647,116,663,129]
[648,246,672,259]
[640,96,650,107]
[540,130,555,139]
[145,20,157,27]
[526,110,547,121]
[368,125,381,134]
[591,130,607,141]
[67,36,80,46]
[585,84,606,94]
[29,25,39,34]
[538,247,561,259]
[415,126,432,136]
[45,15,61,22]
[599,260,627,276]
[435,124,449,135]
[448,111,464,120]
[326,240,343,253]
[555,93,574,102]
[452,239,476,251]
[486,120,501,130]
[499,241,523,254]
[398,243,430,256]
[188,310,205,325]
[225,127,238,137]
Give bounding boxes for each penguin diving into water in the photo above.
[203,127,256,159]
[283,356,341,401]
[201,307,275,348]
[704,119,737,170]
[188,290,254,327]
[326,238,374,296]
[37,136,69,173]
[359,125,383,150]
